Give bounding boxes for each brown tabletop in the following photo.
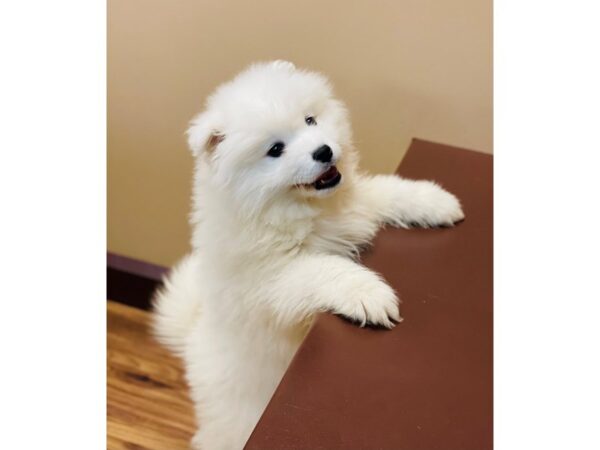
[245,139,493,450]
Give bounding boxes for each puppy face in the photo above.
[188,61,354,215]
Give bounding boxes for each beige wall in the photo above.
[108,0,492,267]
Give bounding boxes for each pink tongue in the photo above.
[317,166,338,182]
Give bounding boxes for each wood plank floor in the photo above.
[107,301,196,449]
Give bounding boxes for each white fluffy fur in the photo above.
[153,61,464,449]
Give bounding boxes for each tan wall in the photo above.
[108,0,492,267]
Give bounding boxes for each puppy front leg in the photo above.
[356,174,464,228]
[261,253,401,328]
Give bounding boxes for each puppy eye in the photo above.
[305,116,317,126]
[266,141,285,157]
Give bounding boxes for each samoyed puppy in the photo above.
[153,60,464,449]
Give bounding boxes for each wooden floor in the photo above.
[107,301,196,449]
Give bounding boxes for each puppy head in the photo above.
[188,61,356,216]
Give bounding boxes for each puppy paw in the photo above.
[402,181,464,228]
[334,273,401,329]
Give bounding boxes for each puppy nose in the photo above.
[312,145,333,163]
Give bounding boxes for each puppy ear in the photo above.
[271,60,296,71]
[186,111,225,156]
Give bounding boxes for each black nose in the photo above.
[312,145,333,163]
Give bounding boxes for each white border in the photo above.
[0,1,106,448]
[496,1,600,449]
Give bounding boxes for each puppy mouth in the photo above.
[302,165,342,190]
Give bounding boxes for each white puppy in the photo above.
[153,61,464,449]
